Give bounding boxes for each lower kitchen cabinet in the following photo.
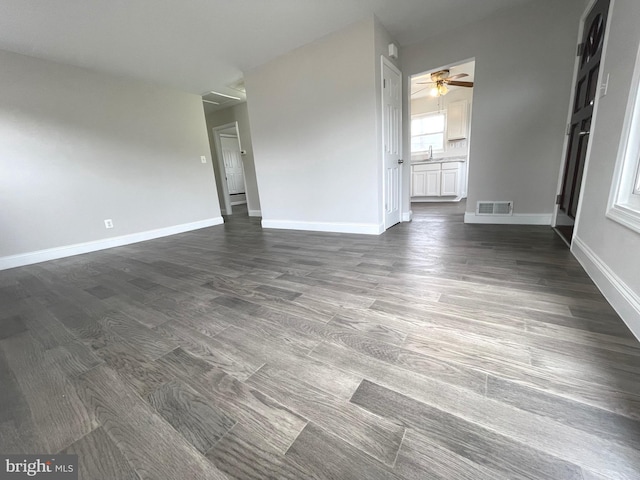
[411,161,463,197]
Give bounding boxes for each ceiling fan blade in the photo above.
[446,80,474,87]
[416,81,436,85]
[411,86,430,96]
[446,73,469,80]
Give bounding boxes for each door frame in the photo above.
[406,57,475,211]
[212,121,248,215]
[381,55,403,230]
[552,0,615,235]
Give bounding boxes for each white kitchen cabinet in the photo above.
[447,100,468,140]
[411,170,427,196]
[412,163,440,196]
[425,170,441,196]
[411,161,464,198]
[441,163,460,196]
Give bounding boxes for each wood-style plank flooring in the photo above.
[2,202,640,479]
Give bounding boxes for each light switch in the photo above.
[600,73,610,98]
[200,156,207,163]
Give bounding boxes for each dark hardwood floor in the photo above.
[2,201,640,479]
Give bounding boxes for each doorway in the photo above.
[554,0,611,245]
[409,60,475,212]
[212,122,248,216]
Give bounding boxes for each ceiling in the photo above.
[0,0,533,103]
[411,60,476,99]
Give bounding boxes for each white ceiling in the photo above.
[0,0,532,99]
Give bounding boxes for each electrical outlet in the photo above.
[200,156,207,163]
[104,219,114,229]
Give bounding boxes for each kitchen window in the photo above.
[411,111,446,153]
[607,42,640,234]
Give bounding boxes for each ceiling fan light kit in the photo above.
[416,69,474,97]
[430,81,449,97]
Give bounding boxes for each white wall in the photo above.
[572,0,640,337]
[0,49,222,269]
[401,0,585,223]
[204,102,261,216]
[245,16,394,234]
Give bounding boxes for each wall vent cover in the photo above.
[202,92,235,106]
[476,201,513,216]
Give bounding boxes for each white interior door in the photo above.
[382,57,402,229]
[220,135,245,195]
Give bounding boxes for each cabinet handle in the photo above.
[397,159,404,164]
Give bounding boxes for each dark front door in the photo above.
[556,0,610,241]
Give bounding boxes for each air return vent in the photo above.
[476,201,513,216]
[201,91,241,106]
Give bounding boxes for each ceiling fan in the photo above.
[415,69,474,97]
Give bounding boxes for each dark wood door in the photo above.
[559,0,609,220]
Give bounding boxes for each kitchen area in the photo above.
[410,60,474,204]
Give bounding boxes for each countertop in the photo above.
[411,155,467,164]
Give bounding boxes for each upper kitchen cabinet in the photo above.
[447,100,468,140]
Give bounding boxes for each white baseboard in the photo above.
[248,210,262,217]
[402,211,413,222]
[464,213,552,225]
[0,217,224,271]
[261,219,384,235]
[572,237,640,340]
[411,196,465,203]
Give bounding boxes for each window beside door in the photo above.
[607,43,640,234]
[634,161,640,196]
[411,111,446,153]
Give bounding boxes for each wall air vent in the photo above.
[201,90,242,107]
[476,201,513,216]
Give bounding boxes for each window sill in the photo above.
[606,203,640,235]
